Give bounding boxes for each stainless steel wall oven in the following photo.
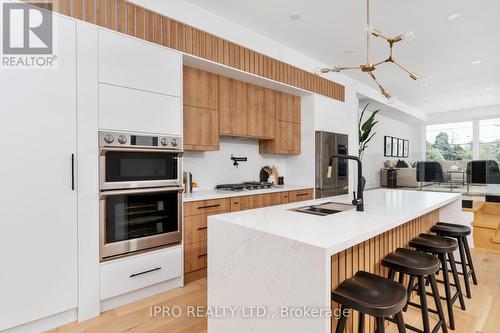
[99,131,183,260]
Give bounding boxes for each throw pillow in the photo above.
[396,160,409,168]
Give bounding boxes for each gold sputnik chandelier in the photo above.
[316,0,428,101]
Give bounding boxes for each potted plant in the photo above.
[358,103,379,160]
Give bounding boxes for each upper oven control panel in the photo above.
[99,131,182,150]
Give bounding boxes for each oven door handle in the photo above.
[100,186,184,198]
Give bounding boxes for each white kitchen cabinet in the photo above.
[98,29,182,97]
[100,246,182,300]
[0,14,78,331]
[98,83,182,135]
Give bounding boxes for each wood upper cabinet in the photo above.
[247,85,276,139]
[183,66,219,151]
[183,106,219,151]
[183,66,300,152]
[259,91,301,155]
[183,67,218,110]
[219,78,275,140]
[219,76,247,136]
[276,91,300,123]
[260,119,300,155]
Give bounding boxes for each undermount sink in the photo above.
[292,201,355,216]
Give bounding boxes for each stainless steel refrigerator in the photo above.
[315,131,349,198]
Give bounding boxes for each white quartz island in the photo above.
[207,189,468,333]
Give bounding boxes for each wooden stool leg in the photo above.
[418,276,431,333]
[336,306,349,333]
[358,312,365,333]
[448,252,466,310]
[376,317,386,333]
[429,274,449,333]
[462,235,478,285]
[440,253,455,330]
[404,276,415,312]
[388,268,396,280]
[398,271,405,284]
[395,311,407,333]
[457,236,472,298]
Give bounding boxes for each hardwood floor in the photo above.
[50,248,500,333]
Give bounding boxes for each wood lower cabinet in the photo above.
[184,189,312,276]
[183,198,229,274]
[184,241,208,273]
[230,192,282,212]
[183,106,219,151]
[288,189,314,203]
[281,191,290,204]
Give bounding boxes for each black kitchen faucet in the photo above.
[327,154,365,212]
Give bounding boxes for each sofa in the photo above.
[380,168,419,187]
[380,159,470,188]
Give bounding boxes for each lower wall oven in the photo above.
[100,186,183,261]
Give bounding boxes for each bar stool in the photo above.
[431,222,478,298]
[382,248,448,333]
[410,234,466,330]
[331,271,407,333]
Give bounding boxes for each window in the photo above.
[479,118,500,162]
[426,122,473,161]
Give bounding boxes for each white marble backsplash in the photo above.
[183,137,286,189]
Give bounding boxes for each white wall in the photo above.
[361,109,420,189]
[183,138,286,189]
[285,95,316,187]
[285,93,359,193]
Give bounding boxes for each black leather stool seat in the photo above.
[409,233,457,253]
[382,248,440,276]
[331,271,407,317]
[432,222,471,237]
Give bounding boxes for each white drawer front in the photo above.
[98,29,181,97]
[100,247,182,300]
[99,83,182,135]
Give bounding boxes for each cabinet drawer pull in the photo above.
[197,204,221,209]
[129,267,162,278]
[197,226,208,230]
[296,193,309,197]
[198,253,208,258]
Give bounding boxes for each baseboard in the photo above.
[100,277,183,312]
[2,309,77,333]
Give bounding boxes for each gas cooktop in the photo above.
[215,182,275,191]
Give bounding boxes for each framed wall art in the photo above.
[384,136,392,157]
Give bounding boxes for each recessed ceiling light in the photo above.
[447,12,462,20]
[289,14,301,21]
[471,60,482,65]
[486,87,495,91]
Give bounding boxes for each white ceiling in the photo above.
[184,0,500,114]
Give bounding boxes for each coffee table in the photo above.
[447,170,465,191]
